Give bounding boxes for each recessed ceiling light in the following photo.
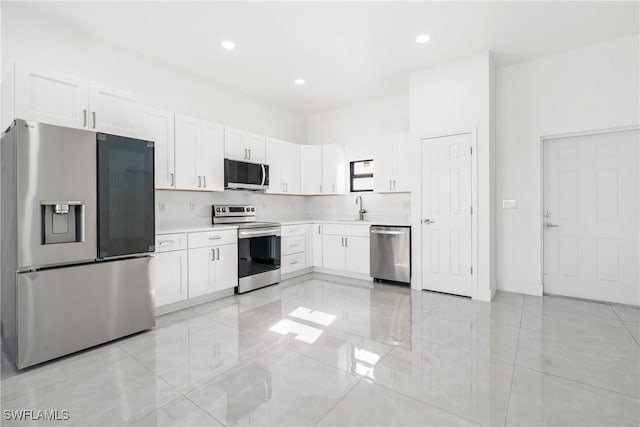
[415,34,431,44]
[221,40,235,50]
[294,78,305,85]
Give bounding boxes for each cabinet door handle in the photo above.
[92,111,96,129]
[83,109,87,127]
[345,237,348,248]
[170,173,175,187]
[290,261,299,265]
[157,240,174,246]
[208,236,221,240]
[332,184,336,193]
[393,180,396,190]
[341,237,344,247]
[211,248,215,261]
[248,149,252,160]
[203,176,207,188]
[198,176,202,187]
[216,248,220,260]
[285,183,288,192]
[318,225,321,234]
[389,180,392,191]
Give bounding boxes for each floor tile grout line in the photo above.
[312,378,363,427]
[117,344,229,427]
[610,304,640,346]
[370,380,481,426]
[503,292,525,427]
[512,362,640,400]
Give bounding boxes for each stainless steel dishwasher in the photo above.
[370,225,411,284]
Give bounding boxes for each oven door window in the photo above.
[239,235,281,278]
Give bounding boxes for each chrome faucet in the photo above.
[356,195,367,221]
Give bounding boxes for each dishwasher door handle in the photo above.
[371,230,405,235]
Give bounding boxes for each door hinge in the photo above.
[470,266,473,275]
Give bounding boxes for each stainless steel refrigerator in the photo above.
[1,119,156,369]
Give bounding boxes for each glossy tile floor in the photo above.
[2,274,639,426]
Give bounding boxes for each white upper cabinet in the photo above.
[224,127,266,163]
[322,144,346,194]
[88,82,144,138]
[174,115,200,191]
[199,121,225,191]
[14,62,144,138]
[15,62,89,129]
[374,132,410,193]
[301,145,323,194]
[175,115,223,192]
[143,108,175,190]
[266,137,301,194]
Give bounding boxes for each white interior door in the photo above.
[543,129,639,305]
[421,133,473,297]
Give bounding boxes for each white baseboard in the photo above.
[497,280,543,296]
[155,288,235,316]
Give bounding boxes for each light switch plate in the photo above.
[502,200,517,209]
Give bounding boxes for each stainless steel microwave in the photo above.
[224,159,270,190]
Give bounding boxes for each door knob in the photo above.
[423,219,435,224]
[544,223,559,228]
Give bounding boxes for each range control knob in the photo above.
[222,208,226,213]
[215,207,221,213]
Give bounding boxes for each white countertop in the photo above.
[157,219,409,235]
[156,224,238,234]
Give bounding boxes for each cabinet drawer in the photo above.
[282,253,306,274]
[282,224,306,237]
[282,236,306,256]
[345,224,370,237]
[155,233,187,253]
[188,229,237,248]
[321,223,346,236]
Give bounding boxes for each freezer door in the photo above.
[16,120,97,268]
[97,133,155,259]
[16,257,155,369]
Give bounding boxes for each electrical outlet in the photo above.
[158,201,166,212]
[502,200,517,209]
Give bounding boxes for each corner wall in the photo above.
[495,35,640,295]
[409,52,495,300]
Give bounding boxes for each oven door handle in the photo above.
[260,164,266,187]
[238,228,281,239]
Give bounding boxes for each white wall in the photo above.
[1,3,306,141]
[409,52,495,299]
[495,35,640,295]
[306,93,412,222]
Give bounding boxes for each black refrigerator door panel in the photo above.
[97,133,155,259]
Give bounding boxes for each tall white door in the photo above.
[421,133,473,296]
[543,129,639,305]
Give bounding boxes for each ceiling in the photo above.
[19,1,640,114]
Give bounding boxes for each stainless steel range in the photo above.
[212,205,281,293]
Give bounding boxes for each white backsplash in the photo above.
[306,192,411,224]
[156,190,411,230]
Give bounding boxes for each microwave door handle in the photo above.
[261,164,266,186]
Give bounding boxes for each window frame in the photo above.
[349,159,374,193]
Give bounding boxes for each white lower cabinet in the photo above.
[281,224,308,275]
[321,224,370,277]
[322,235,346,271]
[188,243,238,298]
[154,230,238,309]
[345,236,370,275]
[153,250,188,306]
